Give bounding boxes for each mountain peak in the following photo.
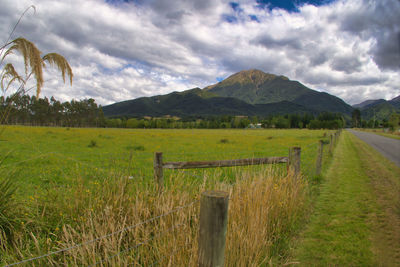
[203,69,352,114]
[205,69,288,91]
[225,69,288,84]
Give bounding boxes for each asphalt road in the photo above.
[347,129,400,167]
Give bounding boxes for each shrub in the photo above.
[133,145,145,151]
[88,140,97,147]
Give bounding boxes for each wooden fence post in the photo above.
[315,140,323,175]
[329,134,333,154]
[289,147,301,176]
[198,190,229,267]
[153,152,163,190]
[334,132,338,145]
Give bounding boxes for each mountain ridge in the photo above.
[203,69,352,114]
[103,69,354,117]
[353,99,386,109]
[353,95,400,120]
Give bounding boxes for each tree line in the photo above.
[1,94,105,127]
[6,94,398,130]
[106,112,346,129]
[2,94,348,129]
[352,108,399,130]
[1,94,355,129]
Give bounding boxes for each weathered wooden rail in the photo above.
[154,147,301,190]
[163,156,288,169]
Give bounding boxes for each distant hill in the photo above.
[352,99,386,109]
[103,88,253,117]
[355,95,400,120]
[103,69,354,118]
[389,95,400,108]
[205,69,353,114]
[391,95,400,102]
[103,88,316,117]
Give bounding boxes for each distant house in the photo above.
[247,123,262,129]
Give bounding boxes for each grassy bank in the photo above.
[292,130,400,265]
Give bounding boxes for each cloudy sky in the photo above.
[1,0,399,105]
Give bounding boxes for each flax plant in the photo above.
[0,5,73,250]
[0,37,73,122]
[0,5,73,126]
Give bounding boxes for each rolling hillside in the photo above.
[353,95,400,120]
[205,69,353,114]
[103,88,315,117]
[103,69,353,117]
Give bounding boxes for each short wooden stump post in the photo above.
[329,134,334,154]
[198,190,229,267]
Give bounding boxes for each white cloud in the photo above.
[0,0,399,106]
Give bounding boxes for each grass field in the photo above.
[0,126,334,266]
[1,126,329,196]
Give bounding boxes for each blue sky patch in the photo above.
[256,0,336,12]
[230,2,244,13]
[230,2,240,11]
[222,14,238,23]
[249,14,260,22]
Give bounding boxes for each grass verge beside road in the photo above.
[357,128,400,140]
[292,130,400,266]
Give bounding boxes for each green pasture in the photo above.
[0,126,336,265]
[1,126,331,197]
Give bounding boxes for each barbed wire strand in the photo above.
[4,200,199,267]
[90,223,184,267]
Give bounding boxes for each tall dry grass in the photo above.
[2,167,307,266]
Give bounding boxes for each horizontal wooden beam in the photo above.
[163,156,288,170]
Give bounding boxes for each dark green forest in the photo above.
[1,94,105,127]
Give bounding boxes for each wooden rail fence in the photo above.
[154,147,302,190]
[195,131,341,266]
